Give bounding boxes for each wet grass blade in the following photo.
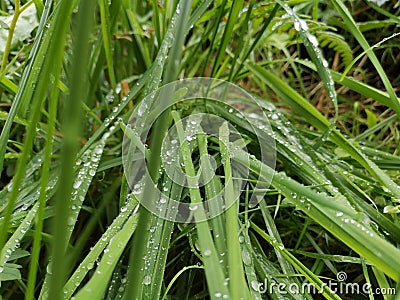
[247,63,400,198]
[275,0,338,130]
[172,110,229,297]
[251,221,342,300]
[219,122,250,298]
[0,0,68,256]
[0,0,53,175]
[25,75,59,300]
[100,0,117,90]
[330,0,400,116]
[73,212,138,300]
[123,1,193,298]
[62,195,139,298]
[237,151,400,281]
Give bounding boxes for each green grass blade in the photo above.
[275,0,338,130]
[62,195,139,298]
[0,0,66,257]
[330,0,400,116]
[48,0,97,298]
[99,0,117,90]
[0,0,53,174]
[172,110,229,297]
[25,78,59,300]
[251,221,341,300]
[247,63,400,198]
[219,122,250,298]
[240,152,400,281]
[123,1,193,298]
[210,0,244,77]
[73,212,138,300]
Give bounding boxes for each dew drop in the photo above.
[143,275,151,285]
[308,34,319,47]
[242,249,252,265]
[73,180,82,189]
[67,217,75,226]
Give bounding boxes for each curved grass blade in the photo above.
[330,0,400,116]
[73,212,139,300]
[236,151,400,281]
[161,265,204,300]
[275,0,338,137]
[0,0,53,175]
[62,195,139,299]
[341,32,400,81]
[171,110,230,298]
[219,122,251,298]
[251,222,342,300]
[247,63,400,198]
[123,1,193,298]
[210,0,244,77]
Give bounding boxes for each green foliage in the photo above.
[0,0,399,299]
[317,31,354,68]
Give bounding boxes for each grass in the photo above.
[0,0,399,299]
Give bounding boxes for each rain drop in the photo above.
[73,180,82,189]
[143,275,151,285]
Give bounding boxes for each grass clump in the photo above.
[0,0,399,299]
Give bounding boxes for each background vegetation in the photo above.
[0,0,399,299]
